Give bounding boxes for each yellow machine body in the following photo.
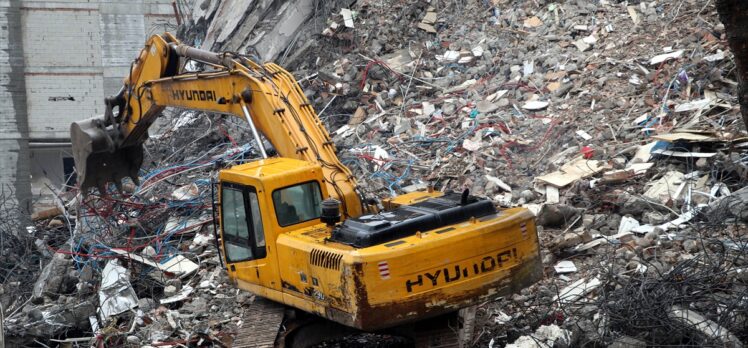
[218,158,541,330]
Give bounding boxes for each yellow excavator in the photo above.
[71,33,542,345]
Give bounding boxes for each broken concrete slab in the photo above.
[556,277,601,304]
[506,324,572,348]
[669,306,744,347]
[202,0,316,61]
[537,204,584,228]
[709,186,748,221]
[160,286,195,305]
[554,260,577,274]
[644,171,685,204]
[32,252,71,302]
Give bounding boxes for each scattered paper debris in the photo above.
[340,8,355,28]
[98,260,139,319]
[627,6,640,24]
[462,138,483,151]
[172,183,200,200]
[576,130,592,141]
[618,216,641,234]
[522,100,549,110]
[633,141,657,163]
[652,149,718,158]
[650,50,684,65]
[652,132,718,142]
[703,50,725,62]
[523,16,543,28]
[422,11,437,25]
[537,157,610,188]
[554,260,578,274]
[674,99,713,113]
[109,249,199,280]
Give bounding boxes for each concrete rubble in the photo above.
[3,0,748,347]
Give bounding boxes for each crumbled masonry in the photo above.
[3,0,748,347]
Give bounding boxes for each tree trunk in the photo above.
[717,0,748,128]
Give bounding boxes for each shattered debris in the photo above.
[6,0,748,346]
[98,260,138,319]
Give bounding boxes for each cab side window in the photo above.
[248,190,265,250]
[221,184,267,262]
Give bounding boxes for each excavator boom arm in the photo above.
[71,34,363,217]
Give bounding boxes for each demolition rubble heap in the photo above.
[4,0,748,346]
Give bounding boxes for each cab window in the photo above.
[272,181,323,226]
[221,184,266,262]
[248,191,265,248]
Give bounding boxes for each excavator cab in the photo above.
[217,157,329,296]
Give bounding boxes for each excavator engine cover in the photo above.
[331,192,496,247]
[71,117,143,193]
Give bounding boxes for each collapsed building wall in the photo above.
[180,0,353,63]
[0,0,177,215]
[0,1,32,216]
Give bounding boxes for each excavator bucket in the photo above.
[71,117,143,194]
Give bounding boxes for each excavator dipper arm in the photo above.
[71,33,363,217]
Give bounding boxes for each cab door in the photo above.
[220,182,276,290]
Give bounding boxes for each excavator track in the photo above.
[230,299,471,348]
[413,329,460,348]
[232,297,285,348]
[411,309,473,348]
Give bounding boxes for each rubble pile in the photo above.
[4,0,748,346]
[475,220,748,347]
[273,0,748,344]
[3,114,261,346]
[302,0,744,201]
[182,0,748,346]
[0,188,47,337]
